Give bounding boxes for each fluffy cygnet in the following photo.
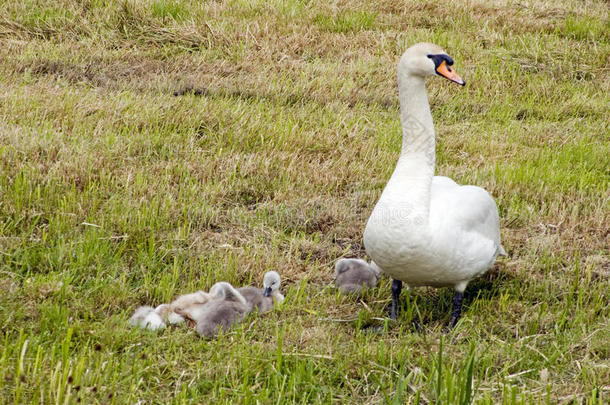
[194,282,250,338]
[334,258,381,295]
[238,270,284,313]
[162,290,212,325]
[128,306,166,331]
[129,290,211,330]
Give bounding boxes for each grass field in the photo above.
[0,0,609,403]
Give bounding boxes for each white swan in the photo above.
[363,43,506,327]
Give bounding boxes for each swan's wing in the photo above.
[459,185,504,255]
[431,178,505,256]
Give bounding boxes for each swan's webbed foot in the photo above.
[448,291,464,329]
[389,279,403,320]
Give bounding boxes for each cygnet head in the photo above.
[399,42,465,86]
[262,271,281,297]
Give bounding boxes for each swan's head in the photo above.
[399,42,465,86]
[262,271,281,297]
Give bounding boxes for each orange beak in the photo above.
[436,60,465,86]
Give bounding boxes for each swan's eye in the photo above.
[427,54,452,69]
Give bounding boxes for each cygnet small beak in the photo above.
[263,287,272,297]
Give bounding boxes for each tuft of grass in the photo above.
[562,15,609,41]
[151,0,190,22]
[315,10,377,33]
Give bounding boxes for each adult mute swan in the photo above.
[363,43,506,328]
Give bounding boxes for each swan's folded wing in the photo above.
[460,185,503,254]
[431,181,504,255]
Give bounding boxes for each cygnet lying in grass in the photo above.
[194,282,250,338]
[129,290,212,330]
[162,290,212,325]
[128,305,166,331]
[238,270,284,313]
[334,258,381,295]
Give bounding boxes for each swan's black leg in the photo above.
[390,279,403,320]
[449,291,464,328]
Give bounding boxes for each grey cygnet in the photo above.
[334,258,381,295]
[238,270,284,313]
[194,282,249,338]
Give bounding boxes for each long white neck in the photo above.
[385,70,436,222]
[398,72,435,161]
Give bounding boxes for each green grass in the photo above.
[0,0,609,403]
[315,10,377,33]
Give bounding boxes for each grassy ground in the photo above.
[0,0,608,403]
